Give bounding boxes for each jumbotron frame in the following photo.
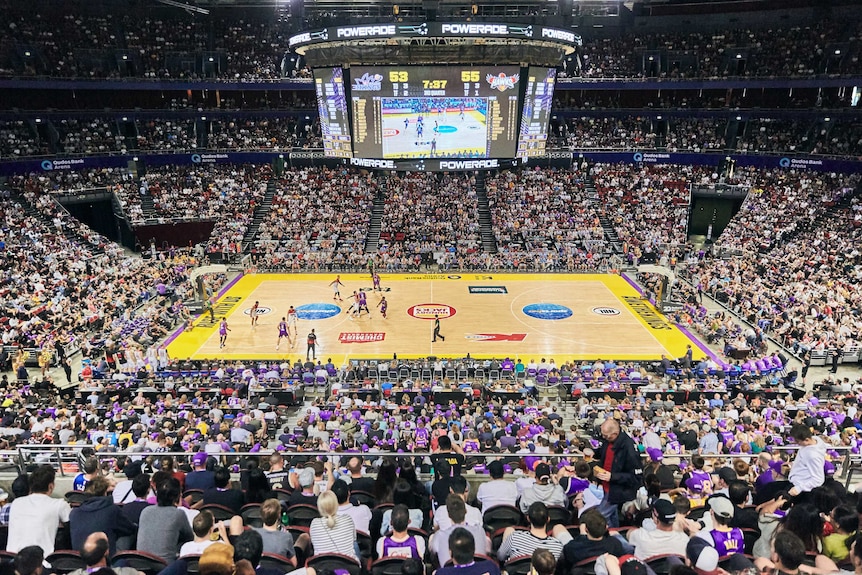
[288,21,581,67]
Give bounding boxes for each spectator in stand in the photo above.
[69,476,136,555]
[438,527,501,575]
[203,467,245,514]
[595,418,643,527]
[376,504,426,560]
[497,502,566,562]
[627,499,690,559]
[332,479,372,535]
[430,495,489,567]
[251,499,297,563]
[7,464,72,554]
[518,462,567,513]
[137,477,194,562]
[476,460,518,515]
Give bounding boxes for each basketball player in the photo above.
[276,316,290,350]
[250,301,260,327]
[377,296,388,319]
[372,272,382,292]
[357,290,370,317]
[329,275,344,301]
[347,291,359,317]
[286,305,298,338]
[219,317,230,349]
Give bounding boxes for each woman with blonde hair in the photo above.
[308,491,359,563]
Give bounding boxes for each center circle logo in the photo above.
[592,307,621,316]
[296,303,341,320]
[243,306,272,316]
[407,303,456,320]
[522,303,572,320]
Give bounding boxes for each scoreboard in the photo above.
[516,67,557,159]
[313,67,352,158]
[349,66,521,160]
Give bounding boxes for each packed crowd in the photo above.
[591,163,698,258]
[1,349,862,575]
[376,172,480,271]
[573,19,862,79]
[0,186,200,372]
[485,167,607,271]
[2,3,862,80]
[251,167,375,271]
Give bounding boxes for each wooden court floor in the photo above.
[166,273,700,365]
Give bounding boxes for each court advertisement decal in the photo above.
[407,304,457,319]
[621,296,672,330]
[339,332,386,343]
[522,303,572,320]
[243,306,273,316]
[296,303,341,320]
[468,286,508,294]
[465,333,526,341]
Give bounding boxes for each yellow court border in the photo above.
[166,272,699,364]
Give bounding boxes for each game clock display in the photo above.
[350,66,521,160]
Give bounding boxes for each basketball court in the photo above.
[381,108,488,158]
[166,273,703,365]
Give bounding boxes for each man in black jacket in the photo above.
[594,418,642,527]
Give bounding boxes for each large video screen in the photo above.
[517,67,557,159]
[350,66,521,159]
[313,67,352,158]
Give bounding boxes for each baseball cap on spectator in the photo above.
[708,496,735,520]
[193,452,208,466]
[768,460,785,474]
[298,468,315,487]
[824,461,836,476]
[535,463,552,483]
[646,447,663,462]
[618,556,648,575]
[688,537,721,575]
[716,467,736,484]
[124,460,144,479]
[653,499,677,524]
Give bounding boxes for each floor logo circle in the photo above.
[522,303,572,320]
[592,307,621,316]
[407,303,456,320]
[437,125,457,134]
[244,306,272,316]
[296,303,341,320]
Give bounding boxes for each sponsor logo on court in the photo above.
[243,306,273,316]
[622,296,671,330]
[339,332,385,343]
[383,128,400,137]
[522,303,572,320]
[407,304,456,319]
[296,303,341,320]
[468,286,508,294]
[465,333,526,342]
[592,307,620,316]
[486,72,520,92]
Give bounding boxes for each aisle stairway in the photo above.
[363,179,386,253]
[584,173,623,255]
[475,172,498,254]
[241,180,277,251]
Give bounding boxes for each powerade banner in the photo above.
[288,22,581,51]
[1,151,860,175]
